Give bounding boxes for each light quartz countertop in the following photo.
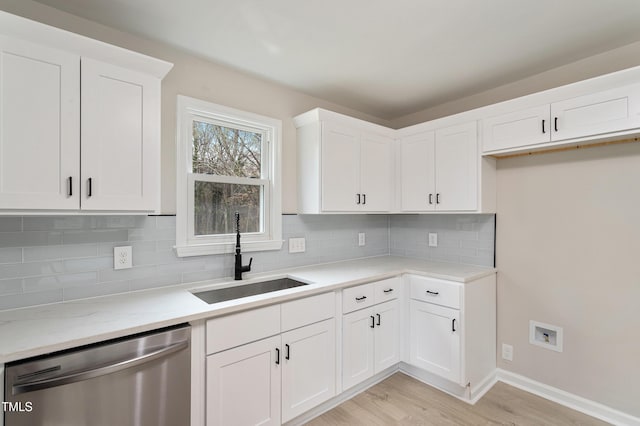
[0,255,495,364]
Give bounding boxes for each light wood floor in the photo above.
[307,373,609,425]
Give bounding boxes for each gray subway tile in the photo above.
[64,280,130,301]
[24,272,98,292]
[0,217,22,232]
[0,278,23,296]
[0,248,22,264]
[130,273,181,291]
[23,244,98,262]
[62,230,129,244]
[0,289,63,310]
[23,217,94,231]
[0,231,63,248]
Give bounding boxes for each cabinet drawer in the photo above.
[409,275,461,309]
[342,283,374,313]
[206,304,280,354]
[373,277,400,304]
[281,292,335,332]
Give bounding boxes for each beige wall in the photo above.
[496,143,640,416]
[0,0,392,214]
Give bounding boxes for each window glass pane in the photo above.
[192,120,261,178]
[194,181,261,236]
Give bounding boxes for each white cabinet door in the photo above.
[360,132,393,212]
[373,299,400,374]
[409,299,461,384]
[81,58,160,211]
[434,122,478,211]
[551,83,640,141]
[0,36,80,210]
[321,121,360,211]
[281,319,336,423]
[482,105,551,152]
[400,132,435,211]
[206,335,281,426]
[342,307,374,391]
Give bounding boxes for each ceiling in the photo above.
[33,0,640,120]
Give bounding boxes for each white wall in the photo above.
[0,0,392,214]
[495,142,640,417]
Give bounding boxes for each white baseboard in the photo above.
[285,365,399,426]
[496,369,640,426]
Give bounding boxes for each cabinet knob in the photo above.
[426,290,439,296]
[355,296,367,301]
[383,288,394,293]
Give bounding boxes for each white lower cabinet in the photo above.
[206,335,281,426]
[342,278,401,391]
[205,293,335,426]
[281,319,335,422]
[408,274,496,391]
[409,300,461,383]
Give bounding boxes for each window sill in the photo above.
[175,239,283,257]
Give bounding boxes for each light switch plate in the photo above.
[114,246,132,270]
[358,233,366,246]
[288,237,306,253]
[428,233,438,247]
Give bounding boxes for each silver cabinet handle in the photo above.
[12,340,188,395]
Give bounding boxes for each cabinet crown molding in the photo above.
[0,10,173,78]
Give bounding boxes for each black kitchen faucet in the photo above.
[234,211,252,280]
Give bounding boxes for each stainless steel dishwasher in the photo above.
[4,324,190,426]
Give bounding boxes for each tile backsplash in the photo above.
[389,214,495,266]
[0,214,494,311]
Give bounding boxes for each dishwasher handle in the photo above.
[12,340,189,396]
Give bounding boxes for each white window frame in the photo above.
[175,95,282,256]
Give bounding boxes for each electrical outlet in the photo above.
[288,237,306,253]
[114,246,132,270]
[428,232,438,247]
[358,233,366,246]
[502,343,513,361]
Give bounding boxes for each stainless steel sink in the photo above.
[192,278,309,304]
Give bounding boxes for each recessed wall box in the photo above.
[529,320,563,352]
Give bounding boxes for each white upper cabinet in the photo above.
[550,83,640,141]
[400,131,435,211]
[296,109,393,213]
[359,132,393,212]
[0,36,80,210]
[320,121,360,211]
[482,77,640,155]
[482,105,551,152]
[0,12,172,213]
[80,58,160,211]
[400,122,478,212]
[434,122,478,211]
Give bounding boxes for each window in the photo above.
[176,96,282,256]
